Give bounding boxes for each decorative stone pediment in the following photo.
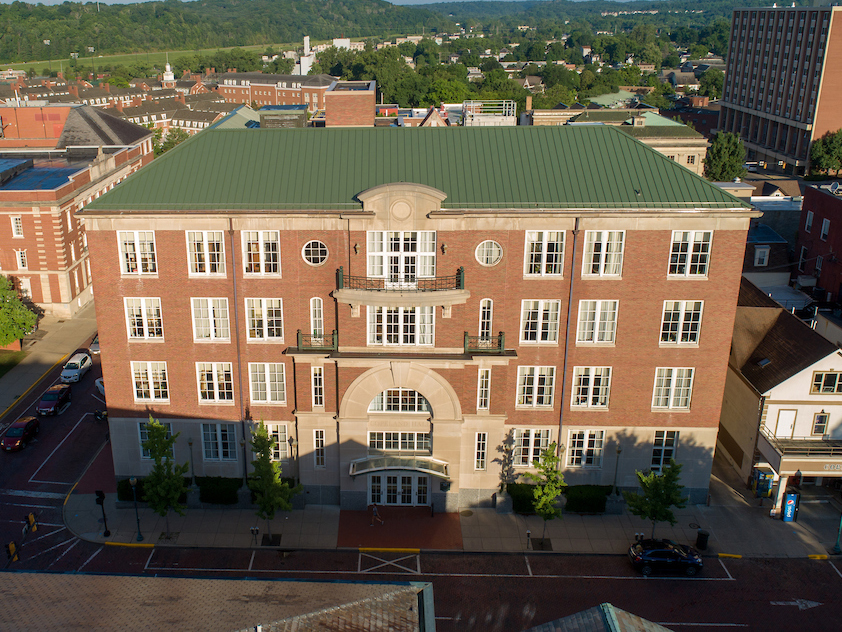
[356,183,447,229]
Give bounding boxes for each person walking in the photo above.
[370,502,384,526]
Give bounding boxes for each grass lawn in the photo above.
[0,350,27,380]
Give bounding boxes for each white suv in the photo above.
[61,352,92,383]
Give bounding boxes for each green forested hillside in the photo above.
[0,0,455,63]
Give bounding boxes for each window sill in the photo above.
[246,338,286,344]
[575,342,615,347]
[658,342,700,348]
[581,275,622,281]
[651,407,691,413]
[514,405,555,410]
[666,275,708,281]
[193,339,232,343]
[188,273,228,279]
[122,273,159,278]
[134,399,170,404]
[198,400,236,406]
[250,401,287,406]
[128,338,166,343]
[570,406,609,411]
[518,341,560,347]
[522,275,564,280]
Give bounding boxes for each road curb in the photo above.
[808,554,829,559]
[718,553,742,558]
[0,352,69,424]
[104,541,155,549]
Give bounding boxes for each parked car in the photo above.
[628,539,703,577]
[36,384,72,415]
[95,378,105,397]
[60,352,92,383]
[2,417,40,451]
[90,333,100,355]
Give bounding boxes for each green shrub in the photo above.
[117,477,190,503]
[196,476,242,505]
[507,482,537,514]
[563,485,612,513]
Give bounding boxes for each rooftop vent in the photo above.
[757,358,771,368]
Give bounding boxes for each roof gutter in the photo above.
[558,217,580,460]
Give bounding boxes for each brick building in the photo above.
[719,5,842,175]
[795,184,842,302]
[83,126,756,511]
[215,72,335,112]
[0,105,153,316]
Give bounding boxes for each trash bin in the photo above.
[695,529,710,551]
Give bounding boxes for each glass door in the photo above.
[368,472,431,506]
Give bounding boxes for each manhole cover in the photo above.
[460,510,473,517]
[689,522,700,529]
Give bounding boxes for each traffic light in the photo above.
[6,542,19,562]
[26,513,37,533]
[95,490,105,506]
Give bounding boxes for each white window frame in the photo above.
[520,299,561,344]
[811,371,842,393]
[131,361,169,402]
[567,430,605,467]
[582,230,624,277]
[186,231,225,276]
[312,366,324,407]
[314,429,326,468]
[805,210,813,233]
[651,430,678,473]
[246,298,284,341]
[477,368,491,410]
[816,255,823,276]
[139,421,173,459]
[367,306,434,346]
[367,230,436,284]
[16,250,27,270]
[821,218,830,241]
[191,298,230,341]
[475,240,503,266]
[248,362,286,404]
[668,230,711,278]
[652,367,694,410]
[124,297,163,340]
[516,366,556,408]
[524,231,564,277]
[513,428,551,466]
[118,230,157,275]
[576,300,618,344]
[799,246,808,272]
[813,413,829,436]
[369,388,431,413]
[11,216,23,238]
[571,367,611,409]
[302,240,329,266]
[660,300,703,345]
[310,297,324,340]
[196,362,234,403]
[202,422,237,461]
[265,424,289,460]
[368,431,431,452]
[242,230,280,276]
[475,432,488,470]
[753,246,770,267]
[479,298,493,339]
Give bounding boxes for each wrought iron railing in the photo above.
[337,266,464,292]
[759,425,842,457]
[464,332,506,354]
[295,330,338,351]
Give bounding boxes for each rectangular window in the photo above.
[119,231,157,275]
[367,306,434,346]
[813,413,829,436]
[477,368,491,410]
[821,218,830,241]
[368,431,431,452]
[652,367,694,410]
[520,299,561,343]
[131,361,169,402]
[816,255,823,276]
[192,298,230,341]
[516,366,556,408]
[312,367,324,407]
[11,216,23,238]
[369,388,431,413]
[202,423,237,460]
[669,231,711,277]
[367,231,436,284]
[187,231,225,275]
[475,432,488,470]
[524,231,564,276]
[125,297,163,340]
[686,155,696,165]
[242,230,280,275]
[246,298,284,341]
[583,230,625,277]
[139,421,173,459]
[314,429,325,468]
[577,300,618,344]
[567,430,605,467]
[571,367,611,408]
[196,362,234,402]
[266,424,288,460]
[812,372,842,393]
[249,363,286,404]
[16,250,27,269]
[805,210,813,232]
[651,430,679,473]
[513,428,551,466]
[754,246,770,267]
[660,300,703,345]
[799,246,808,272]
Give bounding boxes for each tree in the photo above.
[248,421,302,540]
[704,132,748,181]
[523,442,567,540]
[153,128,190,156]
[0,276,37,346]
[623,459,688,538]
[698,68,724,99]
[141,416,189,540]
[811,130,842,174]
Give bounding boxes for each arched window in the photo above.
[479,299,493,340]
[368,388,431,413]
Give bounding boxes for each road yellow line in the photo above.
[0,353,69,422]
[808,554,829,560]
[359,547,420,553]
[718,553,742,559]
[63,482,79,506]
[104,542,155,548]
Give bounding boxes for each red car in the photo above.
[37,384,72,416]
[2,417,40,451]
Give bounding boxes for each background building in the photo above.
[83,125,756,511]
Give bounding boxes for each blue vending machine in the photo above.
[782,491,800,522]
[752,468,774,498]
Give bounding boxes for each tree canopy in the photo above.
[623,459,688,538]
[248,421,302,538]
[704,131,747,182]
[0,277,37,346]
[523,442,566,540]
[810,130,842,175]
[141,416,189,540]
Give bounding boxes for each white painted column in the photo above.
[772,475,789,517]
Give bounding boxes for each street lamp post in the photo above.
[130,476,143,542]
[187,438,196,487]
[612,444,623,496]
[288,436,299,484]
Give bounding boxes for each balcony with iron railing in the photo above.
[333,266,470,309]
[758,425,842,458]
[289,329,338,353]
[464,332,507,355]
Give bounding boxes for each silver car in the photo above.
[60,352,92,383]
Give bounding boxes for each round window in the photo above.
[302,240,328,266]
[475,240,503,266]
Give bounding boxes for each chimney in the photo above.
[68,84,79,97]
[526,95,532,111]
[114,100,123,112]
[183,69,190,77]
[176,92,186,105]
[58,72,64,80]
[101,82,110,93]
[304,36,311,56]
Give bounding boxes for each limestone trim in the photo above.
[333,287,470,310]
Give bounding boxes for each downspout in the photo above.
[557,218,580,458]
[228,219,248,483]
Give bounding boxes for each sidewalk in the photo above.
[64,443,842,557]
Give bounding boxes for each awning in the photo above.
[349,455,449,480]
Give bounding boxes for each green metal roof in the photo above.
[85,126,748,212]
